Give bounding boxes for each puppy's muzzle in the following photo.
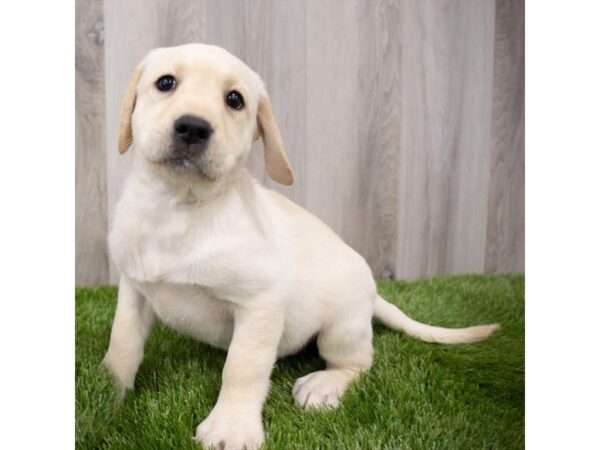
[173,115,213,156]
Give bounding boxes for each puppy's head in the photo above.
[118,44,293,185]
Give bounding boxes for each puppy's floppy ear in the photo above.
[117,63,144,154]
[256,95,294,185]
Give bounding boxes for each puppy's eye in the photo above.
[156,75,177,92]
[225,90,244,110]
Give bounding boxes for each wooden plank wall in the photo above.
[76,0,108,285]
[75,0,525,286]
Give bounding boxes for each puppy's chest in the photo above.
[110,201,277,295]
[113,214,209,283]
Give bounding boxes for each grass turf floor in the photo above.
[76,274,524,450]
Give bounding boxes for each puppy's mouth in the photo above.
[158,153,216,179]
[162,156,199,169]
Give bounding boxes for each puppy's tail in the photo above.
[373,295,499,344]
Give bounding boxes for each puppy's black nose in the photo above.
[174,115,213,146]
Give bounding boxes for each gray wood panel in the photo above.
[76,0,525,286]
[395,0,496,279]
[305,1,363,252]
[485,0,525,273]
[76,0,108,286]
[356,0,403,279]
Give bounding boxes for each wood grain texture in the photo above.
[76,0,109,285]
[76,0,525,285]
[395,0,496,279]
[356,0,403,279]
[258,0,307,204]
[305,1,363,252]
[485,0,525,273]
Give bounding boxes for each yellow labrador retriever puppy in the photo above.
[103,43,498,450]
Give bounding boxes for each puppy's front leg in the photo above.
[195,298,283,450]
[103,276,155,397]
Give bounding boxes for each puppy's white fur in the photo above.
[103,44,498,450]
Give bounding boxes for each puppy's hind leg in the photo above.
[293,310,373,410]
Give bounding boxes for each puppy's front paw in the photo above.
[195,406,264,450]
[101,356,130,400]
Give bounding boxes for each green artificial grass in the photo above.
[76,274,524,450]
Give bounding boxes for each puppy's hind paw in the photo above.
[293,369,356,410]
